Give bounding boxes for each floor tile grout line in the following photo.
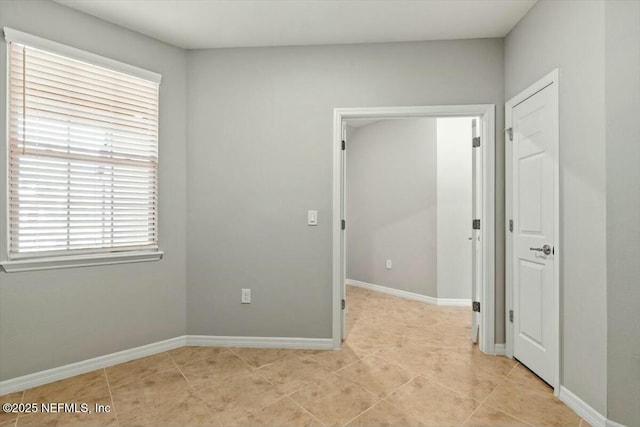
[382,376,436,424]
[218,391,288,425]
[168,347,232,368]
[286,395,329,427]
[501,374,555,398]
[167,350,228,427]
[102,367,121,427]
[417,372,490,403]
[423,368,506,402]
[457,371,521,427]
[478,384,536,427]
[168,352,199,395]
[328,353,368,374]
[340,395,384,427]
[105,353,178,391]
[289,371,382,425]
[335,360,420,406]
[229,347,301,371]
[176,349,316,424]
[480,401,536,427]
[506,361,520,377]
[170,353,267,427]
[8,391,25,426]
[458,390,492,426]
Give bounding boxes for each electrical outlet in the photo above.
[241,288,251,304]
[386,259,392,269]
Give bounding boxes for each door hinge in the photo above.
[472,219,481,230]
[472,301,481,312]
[341,299,346,310]
[341,140,346,150]
[506,127,513,141]
[509,219,513,232]
[472,136,481,147]
[341,219,346,230]
[509,310,514,323]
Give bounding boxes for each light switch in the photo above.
[308,210,318,226]
[241,288,251,304]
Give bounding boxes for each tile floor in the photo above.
[0,285,588,427]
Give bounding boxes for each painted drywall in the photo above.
[345,118,438,297]
[0,0,188,380]
[436,118,472,300]
[505,0,607,414]
[186,39,505,338]
[605,1,640,425]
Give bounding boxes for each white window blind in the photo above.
[7,40,160,260]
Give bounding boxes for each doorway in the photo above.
[332,105,496,354]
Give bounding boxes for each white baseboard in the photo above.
[558,386,617,427]
[494,343,506,356]
[0,334,334,396]
[186,335,334,349]
[0,336,186,396]
[346,279,471,307]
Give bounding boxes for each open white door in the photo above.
[508,75,559,387]
[341,120,347,341]
[471,119,481,343]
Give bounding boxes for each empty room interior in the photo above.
[0,1,638,427]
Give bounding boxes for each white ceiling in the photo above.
[54,0,536,50]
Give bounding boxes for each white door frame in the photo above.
[505,69,560,394]
[332,104,496,354]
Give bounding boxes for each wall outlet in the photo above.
[386,259,392,269]
[241,288,251,304]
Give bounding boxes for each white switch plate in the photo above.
[241,288,251,304]
[386,259,392,269]
[308,210,318,226]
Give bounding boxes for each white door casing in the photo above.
[506,69,560,390]
[471,118,481,344]
[341,120,347,341]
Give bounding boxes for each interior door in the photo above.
[471,119,481,343]
[511,83,556,385]
[341,120,347,341]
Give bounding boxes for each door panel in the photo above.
[518,154,544,234]
[512,83,556,385]
[518,259,544,346]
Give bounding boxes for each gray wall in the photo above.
[505,0,608,414]
[605,1,640,425]
[186,39,505,338]
[0,0,188,380]
[346,119,438,297]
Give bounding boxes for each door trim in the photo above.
[505,69,560,394]
[332,104,496,354]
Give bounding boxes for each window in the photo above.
[2,28,162,272]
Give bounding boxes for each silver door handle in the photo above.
[530,245,552,255]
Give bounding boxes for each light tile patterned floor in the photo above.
[0,286,587,427]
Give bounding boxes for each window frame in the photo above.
[1,28,163,272]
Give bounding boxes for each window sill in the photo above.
[0,251,163,273]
